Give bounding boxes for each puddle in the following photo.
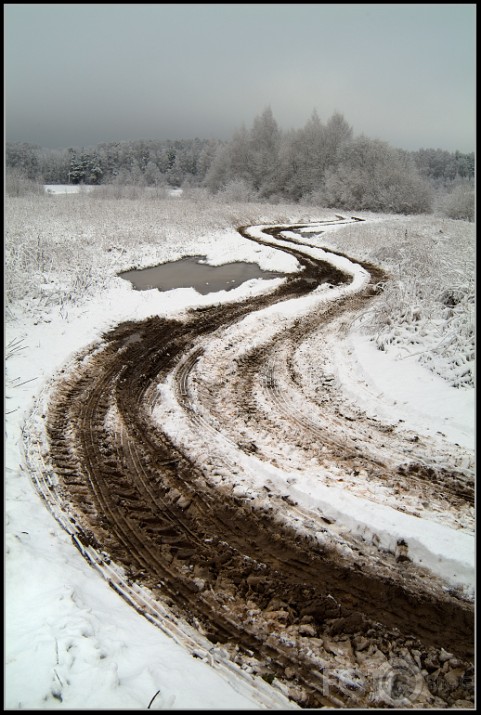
[119,255,286,295]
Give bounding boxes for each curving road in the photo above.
[24,218,474,708]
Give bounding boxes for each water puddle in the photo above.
[119,255,286,295]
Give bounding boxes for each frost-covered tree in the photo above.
[228,125,253,186]
[68,150,103,184]
[274,129,301,201]
[38,148,70,184]
[248,107,281,197]
[196,140,221,183]
[129,159,146,186]
[412,148,474,184]
[204,126,256,194]
[204,143,231,192]
[269,110,352,202]
[143,160,164,186]
[5,142,41,180]
[453,151,475,179]
[279,112,326,201]
[323,111,352,169]
[324,136,432,214]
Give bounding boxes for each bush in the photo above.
[441,183,475,222]
[5,169,45,197]
[215,179,260,203]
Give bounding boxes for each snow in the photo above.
[150,228,473,594]
[5,193,475,709]
[44,184,95,194]
[336,331,475,451]
[5,501,275,710]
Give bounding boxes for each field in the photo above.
[5,189,475,709]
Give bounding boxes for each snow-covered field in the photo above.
[5,188,475,709]
[44,184,95,195]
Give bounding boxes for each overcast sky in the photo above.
[5,3,476,152]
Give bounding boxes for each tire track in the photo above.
[24,218,474,708]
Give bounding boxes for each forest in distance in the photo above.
[6,108,474,219]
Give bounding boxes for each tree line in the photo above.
[5,137,219,187]
[6,108,474,215]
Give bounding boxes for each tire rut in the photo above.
[26,218,474,708]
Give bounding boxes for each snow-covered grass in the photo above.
[5,189,475,709]
[4,189,299,310]
[44,184,95,195]
[351,218,475,388]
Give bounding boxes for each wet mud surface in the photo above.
[26,219,474,708]
[119,254,286,294]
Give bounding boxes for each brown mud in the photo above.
[27,220,474,708]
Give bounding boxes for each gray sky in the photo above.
[4,3,476,152]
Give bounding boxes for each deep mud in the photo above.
[25,219,474,708]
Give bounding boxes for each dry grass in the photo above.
[5,189,475,387]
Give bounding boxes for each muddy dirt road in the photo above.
[25,219,474,708]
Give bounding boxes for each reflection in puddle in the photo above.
[119,255,286,295]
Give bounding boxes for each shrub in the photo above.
[5,169,45,197]
[441,183,475,222]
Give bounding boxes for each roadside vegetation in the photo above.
[5,183,474,713]
[6,107,474,218]
[5,189,474,390]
